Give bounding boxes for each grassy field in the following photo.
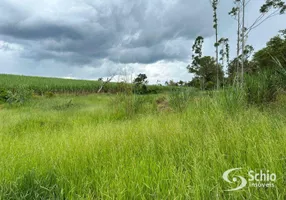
[0,89,286,199]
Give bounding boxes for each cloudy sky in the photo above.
[0,0,285,84]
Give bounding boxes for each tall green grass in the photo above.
[244,59,286,105]
[0,92,285,199]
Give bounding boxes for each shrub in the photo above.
[133,84,149,94]
[205,81,215,90]
[0,88,8,102]
[6,89,34,105]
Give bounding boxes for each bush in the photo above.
[133,84,148,94]
[0,88,8,102]
[6,89,34,105]
[205,81,215,90]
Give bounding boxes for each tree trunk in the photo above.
[236,1,241,86]
[97,85,104,93]
[97,76,114,93]
[241,0,246,87]
[216,29,219,89]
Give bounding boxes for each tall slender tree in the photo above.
[187,36,205,89]
[229,0,242,85]
[218,38,230,87]
[188,36,204,74]
[241,0,246,86]
[210,0,220,89]
[218,38,230,67]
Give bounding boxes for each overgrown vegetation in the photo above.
[0,91,285,199]
[244,69,283,104]
[133,73,149,94]
[169,88,198,112]
[4,88,33,105]
[0,1,286,199]
[0,88,8,103]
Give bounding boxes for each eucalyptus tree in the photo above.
[229,0,286,86]
[218,38,230,67]
[188,36,204,75]
[229,0,242,85]
[187,36,204,89]
[188,36,224,90]
[210,0,220,89]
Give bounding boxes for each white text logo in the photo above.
[222,168,276,191]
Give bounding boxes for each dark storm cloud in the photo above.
[108,39,191,64]
[0,23,83,40]
[0,0,214,65]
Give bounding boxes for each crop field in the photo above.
[0,74,103,94]
[0,80,286,199]
[0,74,171,95]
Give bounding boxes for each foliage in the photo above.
[188,35,225,90]
[244,69,283,104]
[211,0,219,30]
[253,31,286,70]
[133,74,148,85]
[210,0,221,89]
[227,58,257,84]
[260,0,286,14]
[133,74,149,94]
[188,77,200,88]
[188,36,204,74]
[164,80,193,87]
[0,88,8,102]
[218,37,230,66]
[225,30,286,105]
[189,56,224,90]
[6,89,33,105]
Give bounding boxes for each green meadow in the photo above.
[0,87,286,199]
